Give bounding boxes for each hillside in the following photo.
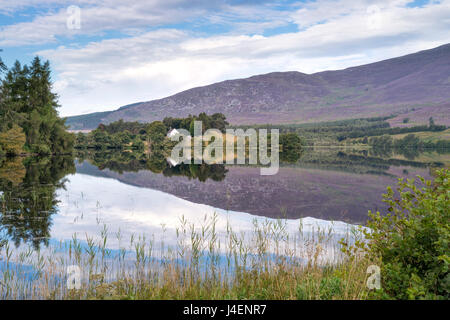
[67,43,450,130]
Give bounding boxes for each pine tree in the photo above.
[429,117,435,128]
[0,56,74,155]
[0,49,6,73]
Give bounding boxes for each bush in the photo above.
[319,276,343,299]
[360,169,449,299]
[0,125,26,155]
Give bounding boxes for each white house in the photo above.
[167,128,180,138]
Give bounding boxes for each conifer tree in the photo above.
[0,49,6,73]
[0,56,74,155]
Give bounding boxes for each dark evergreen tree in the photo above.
[0,56,74,154]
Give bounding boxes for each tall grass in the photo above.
[0,214,371,300]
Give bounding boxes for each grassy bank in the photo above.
[0,214,370,300]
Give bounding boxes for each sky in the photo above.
[0,0,449,117]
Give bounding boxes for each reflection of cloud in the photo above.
[52,172,360,264]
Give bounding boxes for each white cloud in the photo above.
[0,1,202,46]
[0,0,289,47]
[3,0,450,116]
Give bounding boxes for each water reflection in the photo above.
[75,148,447,222]
[0,156,75,248]
[0,147,448,248]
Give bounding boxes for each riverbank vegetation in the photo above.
[341,168,449,299]
[73,115,304,163]
[0,169,448,300]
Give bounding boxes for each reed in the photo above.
[0,214,371,300]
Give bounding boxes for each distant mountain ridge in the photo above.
[66,43,450,130]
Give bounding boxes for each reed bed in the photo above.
[0,213,371,300]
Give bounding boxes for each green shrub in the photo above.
[319,276,343,299]
[361,169,449,299]
[295,284,308,300]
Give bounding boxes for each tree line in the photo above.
[163,112,229,134]
[75,114,303,163]
[232,116,448,146]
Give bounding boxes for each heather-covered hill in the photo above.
[67,44,450,130]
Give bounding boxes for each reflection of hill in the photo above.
[76,154,432,224]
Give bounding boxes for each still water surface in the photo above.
[0,147,447,253]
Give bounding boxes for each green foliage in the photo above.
[163,112,229,133]
[0,49,6,73]
[230,116,442,146]
[147,121,167,147]
[279,132,303,163]
[76,126,145,152]
[99,119,147,135]
[356,169,450,299]
[319,276,343,299]
[75,113,230,154]
[0,56,74,155]
[0,125,26,155]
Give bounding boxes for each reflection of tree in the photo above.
[280,148,302,163]
[163,163,227,182]
[369,146,393,158]
[396,147,420,160]
[0,157,26,185]
[146,151,167,173]
[77,150,147,173]
[79,150,228,182]
[0,156,75,249]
